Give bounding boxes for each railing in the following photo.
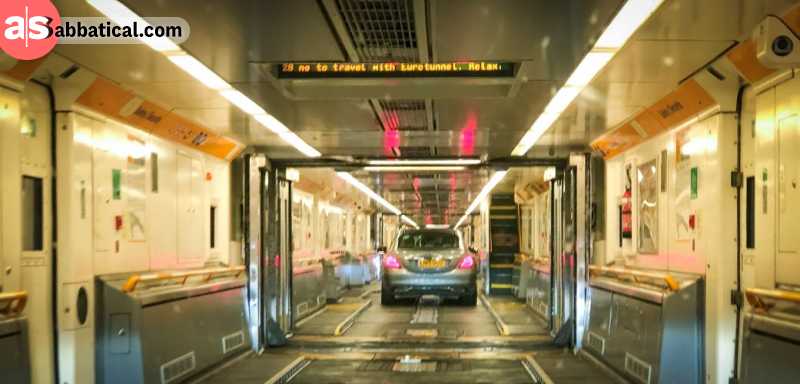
[589,265,680,292]
[122,266,245,293]
[0,291,28,316]
[745,287,800,311]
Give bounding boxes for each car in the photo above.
[380,229,478,306]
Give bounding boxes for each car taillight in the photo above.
[458,255,475,269]
[384,254,402,269]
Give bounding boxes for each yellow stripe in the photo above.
[490,284,513,289]
[490,264,515,269]
[490,215,517,220]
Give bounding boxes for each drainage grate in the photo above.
[586,331,606,356]
[335,0,419,62]
[406,328,438,337]
[160,351,196,384]
[624,352,653,384]
[359,359,470,372]
[222,331,245,354]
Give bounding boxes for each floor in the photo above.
[194,284,627,384]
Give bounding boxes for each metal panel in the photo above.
[741,313,800,384]
[96,275,250,384]
[0,318,31,384]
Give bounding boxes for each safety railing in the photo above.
[589,265,680,292]
[745,287,800,312]
[122,266,245,293]
[0,291,28,316]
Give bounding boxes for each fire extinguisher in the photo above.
[620,188,632,239]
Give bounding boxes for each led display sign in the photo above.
[277,62,514,78]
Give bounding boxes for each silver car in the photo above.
[381,229,478,306]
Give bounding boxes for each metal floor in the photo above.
[194,286,626,384]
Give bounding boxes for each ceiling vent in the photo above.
[378,99,429,131]
[335,0,419,62]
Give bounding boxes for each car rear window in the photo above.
[397,231,460,250]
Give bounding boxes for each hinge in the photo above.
[731,170,744,188]
[731,289,744,308]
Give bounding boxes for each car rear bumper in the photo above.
[383,268,476,299]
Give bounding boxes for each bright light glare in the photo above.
[510,0,665,156]
[336,172,402,216]
[426,224,450,229]
[253,114,290,134]
[278,131,321,158]
[566,51,614,86]
[594,0,664,49]
[544,87,581,115]
[454,170,508,228]
[86,0,180,52]
[511,113,560,156]
[363,166,465,172]
[366,159,481,166]
[167,54,230,90]
[220,90,266,115]
[401,215,419,228]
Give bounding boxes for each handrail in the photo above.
[745,287,800,311]
[589,265,679,292]
[0,291,28,316]
[122,266,245,293]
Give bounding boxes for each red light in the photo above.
[384,254,402,269]
[458,255,475,269]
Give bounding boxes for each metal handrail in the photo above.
[589,265,680,292]
[0,291,28,316]
[745,287,800,311]
[122,266,245,293]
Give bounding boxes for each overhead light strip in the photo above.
[363,166,465,172]
[401,215,420,229]
[454,170,508,228]
[366,159,482,166]
[335,172,402,216]
[87,0,321,158]
[511,0,664,156]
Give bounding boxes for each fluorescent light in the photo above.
[87,0,180,52]
[220,90,266,115]
[167,54,230,90]
[426,224,450,229]
[366,159,481,166]
[510,0,665,156]
[277,131,321,158]
[401,215,419,229]
[543,167,556,182]
[594,0,664,49]
[336,172,401,215]
[253,113,290,134]
[566,51,614,86]
[88,1,326,159]
[454,170,508,228]
[544,87,581,115]
[511,113,560,156]
[363,166,465,172]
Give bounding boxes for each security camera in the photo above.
[753,15,800,69]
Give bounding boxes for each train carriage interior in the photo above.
[3,0,800,383]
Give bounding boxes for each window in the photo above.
[397,231,460,250]
[22,176,44,251]
[210,205,217,249]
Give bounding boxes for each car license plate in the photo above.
[419,259,445,269]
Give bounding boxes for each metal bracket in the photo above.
[731,170,743,188]
[730,289,744,308]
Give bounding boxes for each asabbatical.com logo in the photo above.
[0,0,61,60]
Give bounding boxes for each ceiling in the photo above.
[47,0,798,225]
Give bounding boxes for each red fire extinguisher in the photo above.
[620,188,632,239]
